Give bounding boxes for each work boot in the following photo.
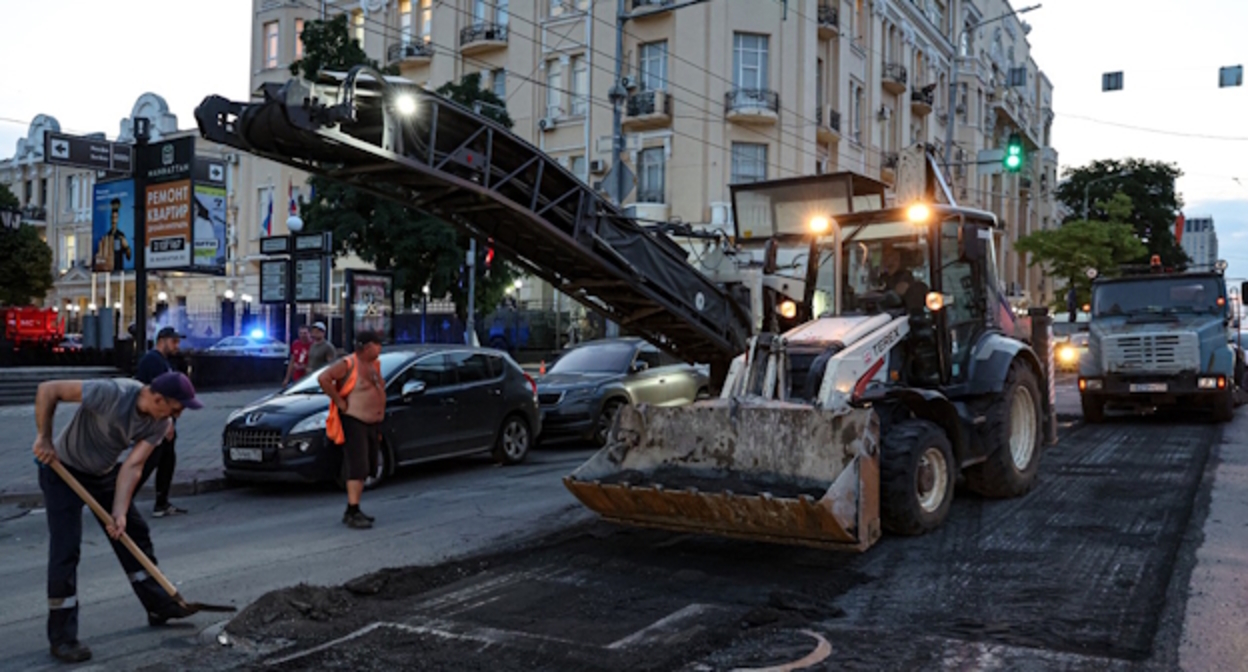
[50,641,92,663]
[152,503,188,518]
[343,511,373,529]
[357,508,375,523]
[147,601,197,626]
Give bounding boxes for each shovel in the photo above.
[50,461,237,616]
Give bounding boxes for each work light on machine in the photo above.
[808,216,831,234]
[906,203,932,224]
[1216,259,1228,272]
[393,93,418,117]
[777,300,798,319]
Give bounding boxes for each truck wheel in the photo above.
[966,361,1043,498]
[1081,395,1105,424]
[880,419,955,535]
[1213,390,1235,423]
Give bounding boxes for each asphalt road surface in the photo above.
[0,379,1236,671]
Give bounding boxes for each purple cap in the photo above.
[150,372,203,410]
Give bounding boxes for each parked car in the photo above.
[207,334,288,357]
[222,344,540,487]
[1056,331,1089,372]
[536,338,710,446]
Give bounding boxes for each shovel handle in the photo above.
[48,461,181,600]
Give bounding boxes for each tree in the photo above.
[1055,158,1186,267]
[291,19,520,324]
[1015,192,1148,315]
[0,184,54,306]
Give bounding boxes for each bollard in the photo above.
[1029,307,1058,445]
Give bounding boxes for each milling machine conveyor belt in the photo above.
[195,71,752,368]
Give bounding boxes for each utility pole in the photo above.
[465,239,476,345]
[133,118,150,357]
[609,0,628,210]
[943,4,1041,174]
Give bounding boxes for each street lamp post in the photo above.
[943,4,1042,173]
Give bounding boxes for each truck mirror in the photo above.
[960,223,986,262]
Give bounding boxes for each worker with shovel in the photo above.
[32,372,203,664]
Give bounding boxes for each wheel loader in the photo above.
[564,147,1057,551]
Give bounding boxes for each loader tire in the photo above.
[880,419,956,536]
[965,361,1043,498]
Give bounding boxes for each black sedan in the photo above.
[223,344,541,487]
[537,338,710,446]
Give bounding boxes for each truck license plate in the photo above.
[229,448,262,462]
[1129,383,1167,393]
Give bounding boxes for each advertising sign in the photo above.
[260,259,291,304]
[144,180,193,269]
[139,136,194,183]
[192,184,227,272]
[345,270,394,346]
[92,180,137,273]
[293,257,327,303]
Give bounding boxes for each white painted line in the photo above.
[266,622,388,666]
[729,629,832,672]
[606,603,722,650]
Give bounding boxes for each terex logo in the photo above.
[872,325,902,356]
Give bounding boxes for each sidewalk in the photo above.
[0,385,278,505]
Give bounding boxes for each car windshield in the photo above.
[283,351,414,394]
[1094,277,1224,316]
[549,342,636,374]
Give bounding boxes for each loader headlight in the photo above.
[808,216,831,234]
[924,292,944,312]
[1058,345,1079,364]
[777,300,798,319]
[906,203,932,224]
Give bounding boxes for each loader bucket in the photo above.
[563,399,882,551]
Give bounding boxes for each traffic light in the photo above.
[1003,133,1024,172]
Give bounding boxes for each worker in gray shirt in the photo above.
[32,372,202,664]
[306,321,337,373]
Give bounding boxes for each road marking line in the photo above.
[729,629,832,672]
[606,603,724,650]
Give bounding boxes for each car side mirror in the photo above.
[401,380,427,402]
[960,222,986,262]
[631,361,649,374]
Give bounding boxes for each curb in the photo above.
[1,475,237,509]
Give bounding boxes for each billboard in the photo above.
[92,180,137,273]
[145,179,193,269]
[345,270,395,347]
[192,183,227,272]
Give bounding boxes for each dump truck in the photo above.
[564,149,1056,551]
[1078,260,1245,422]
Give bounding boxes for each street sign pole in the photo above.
[133,119,150,357]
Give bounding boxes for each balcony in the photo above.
[631,0,674,18]
[725,88,780,125]
[387,41,433,67]
[816,105,841,142]
[21,205,47,224]
[910,85,935,117]
[460,23,509,55]
[880,151,899,183]
[882,63,908,95]
[622,90,672,131]
[817,3,839,39]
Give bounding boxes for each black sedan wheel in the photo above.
[593,400,625,447]
[492,414,531,465]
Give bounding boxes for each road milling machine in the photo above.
[192,69,1054,553]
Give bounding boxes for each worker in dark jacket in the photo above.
[134,327,187,517]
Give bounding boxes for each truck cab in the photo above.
[1078,263,1243,422]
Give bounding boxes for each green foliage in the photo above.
[0,222,54,306]
[0,182,18,209]
[292,18,519,321]
[1016,192,1147,311]
[1055,158,1186,267]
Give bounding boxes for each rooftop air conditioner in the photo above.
[538,117,556,132]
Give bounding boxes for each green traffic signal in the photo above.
[1003,134,1024,172]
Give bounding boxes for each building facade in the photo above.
[1180,216,1218,270]
[250,0,1059,309]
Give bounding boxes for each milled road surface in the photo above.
[0,377,1238,670]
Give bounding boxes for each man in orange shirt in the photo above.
[283,326,312,387]
[318,331,385,529]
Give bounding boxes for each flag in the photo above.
[262,189,273,236]
[1175,213,1185,246]
[288,180,298,216]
